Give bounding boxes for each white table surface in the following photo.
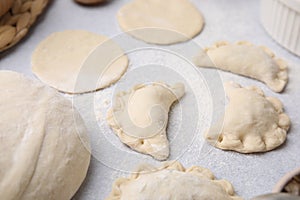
[0,0,300,199]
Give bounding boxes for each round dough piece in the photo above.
[106,161,242,200]
[117,0,204,44]
[32,30,128,94]
[0,71,91,200]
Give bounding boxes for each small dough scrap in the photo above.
[106,161,243,200]
[205,82,290,153]
[32,30,128,94]
[0,71,91,200]
[194,41,288,92]
[107,82,185,160]
[117,0,204,44]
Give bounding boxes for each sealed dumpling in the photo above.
[205,82,290,153]
[194,41,288,92]
[106,161,243,200]
[107,82,185,160]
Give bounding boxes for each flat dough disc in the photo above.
[0,71,91,200]
[32,30,128,94]
[117,0,204,44]
[106,161,242,200]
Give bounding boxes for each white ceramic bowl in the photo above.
[273,167,300,193]
[261,0,300,56]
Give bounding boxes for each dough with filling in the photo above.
[117,0,204,44]
[106,161,243,200]
[194,41,288,92]
[0,71,91,200]
[205,82,290,153]
[107,82,185,160]
[32,30,128,94]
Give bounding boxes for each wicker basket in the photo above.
[0,0,14,17]
[0,0,49,52]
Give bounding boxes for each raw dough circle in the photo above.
[117,0,204,44]
[0,71,91,200]
[32,30,128,94]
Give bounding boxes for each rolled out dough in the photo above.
[0,70,91,200]
[117,0,204,44]
[32,30,128,94]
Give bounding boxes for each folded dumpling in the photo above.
[106,161,243,200]
[205,82,290,153]
[107,82,185,160]
[194,41,288,92]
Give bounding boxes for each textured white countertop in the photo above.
[0,0,300,199]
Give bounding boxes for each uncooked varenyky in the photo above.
[205,82,290,153]
[107,82,185,160]
[106,161,243,200]
[194,41,288,92]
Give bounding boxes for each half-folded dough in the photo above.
[117,0,204,44]
[205,82,290,153]
[194,41,288,92]
[106,161,243,200]
[107,82,185,160]
[32,30,128,94]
